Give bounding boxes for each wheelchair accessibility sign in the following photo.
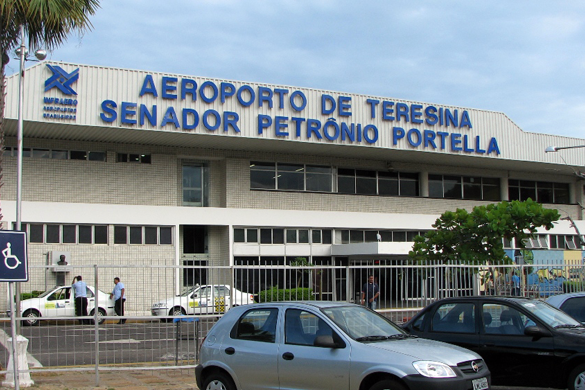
[0,231,28,282]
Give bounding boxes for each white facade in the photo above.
[2,61,585,307]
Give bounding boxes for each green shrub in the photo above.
[563,281,585,293]
[20,290,44,301]
[258,286,314,302]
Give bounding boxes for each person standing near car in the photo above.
[512,271,521,296]
[361,275,380,310]
[72,275,89,324]
[110,277,126,324]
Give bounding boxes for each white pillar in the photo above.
[2,335,34,388]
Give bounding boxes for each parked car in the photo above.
[547,292,585,323]
[151,284,254,321]
[16,285,115,326]
[196,301,490,390]
[402,296,585,389]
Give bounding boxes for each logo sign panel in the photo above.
[0,231,28,282]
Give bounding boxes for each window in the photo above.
[114,226,172,245]
[247,229,258,243]
[46,224,60,243]
[117,153,152,164]
[232,308,278,343]
[250,162,276,189]
[430,175,500,200]
[145,227,157,244]
[378,172,399,196]
[234,228,245,243]
[298,230,309,243]
[4,147,106,161]
[278,164,304,190]
[286,229,297,243]
[509,180,569,204]
[549,235,579,250]
[160,227,172,244]
[130,226,142,244]
[306,165,332,192]
[356,170,377,195]
[285,309,333,346]
[79,225,92,244]
[430,302,476,333]
[69,150,106,161]
[20,223,108,244]
[482,303,528,335]
[114,226,127,244]
[63,225,76,243]
[183,163,208,207]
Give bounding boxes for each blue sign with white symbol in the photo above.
[44,65,79,95]
[0,231,28,282]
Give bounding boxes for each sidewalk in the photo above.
[5,368,198,389]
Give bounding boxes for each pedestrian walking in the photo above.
[110,277,126,324]
[360,275,380,310]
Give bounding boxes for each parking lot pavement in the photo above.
[14,368,197,389]
[23,370,560,390]
[492,388,556,390]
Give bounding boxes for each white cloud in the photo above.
[11,0,585,139]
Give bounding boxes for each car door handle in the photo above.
[282,352,294,360]
[482,343,496,347]
[224,347,235,355]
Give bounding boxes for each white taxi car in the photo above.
[151,284,254,321]
[18,285,115,326]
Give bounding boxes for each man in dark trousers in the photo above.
[361,275,380,310]
[110,277,126,324]
[72,275,89,324]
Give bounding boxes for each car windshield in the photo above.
[321,305,404,340]
[519,300,582,328]
[179,287,197,297]
[38,289,58,298]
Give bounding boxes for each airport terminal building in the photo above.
[2,61,585,307]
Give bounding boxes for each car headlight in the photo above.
[152,303,167,309]
[412,361,456,378]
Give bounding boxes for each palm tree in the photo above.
[0,0,100,221]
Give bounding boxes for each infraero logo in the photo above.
[44,65,79,95]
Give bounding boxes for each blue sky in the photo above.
[7,0,585,139]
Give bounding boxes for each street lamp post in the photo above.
[545,145,585,153]
[7,25,47,390]
[545,145,585,180]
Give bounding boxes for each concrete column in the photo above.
[500,177,509,201]
[420,171,429,197]
[2,335,34,388]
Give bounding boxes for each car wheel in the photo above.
[202,372,236,390]
[170,306,186,317]
[90,308,107,325]
[369,379,408,390]
[569,364,585,390]
[22,309,41,326]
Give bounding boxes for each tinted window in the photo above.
[560,297,585,322]
[232,308,278,343]
[431,302,476,333]
[285,309,333,346]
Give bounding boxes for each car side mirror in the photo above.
[314,335,339,348]
[524,326,552,338]
[314,333,346,348]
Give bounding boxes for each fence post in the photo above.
[94,264,99,387]
[345,264,350,303]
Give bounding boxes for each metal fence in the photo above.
[0,260,583,380]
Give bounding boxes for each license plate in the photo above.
[472,377,489,390]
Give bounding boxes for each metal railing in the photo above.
[0,260,582,379]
